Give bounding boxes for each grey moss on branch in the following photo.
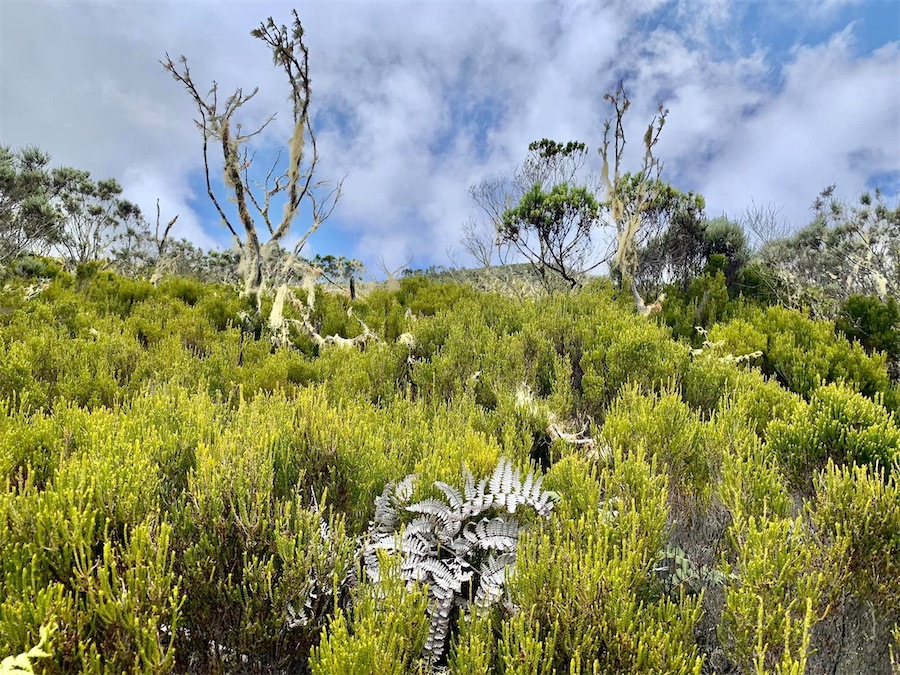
[162,10,343,312]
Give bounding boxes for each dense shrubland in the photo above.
[2,8,899,673]
[0,264,898,674]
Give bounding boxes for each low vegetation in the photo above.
[0,266,897,674]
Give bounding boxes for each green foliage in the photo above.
[712,305,891,399]
[630,186,707,293]
[13,256,64,279]
[0,623,55,674]
[720,514,841,674]
[836,294,900,368]
[500,181,600,289]
[766,382,900,482]
[1,269,896,672]
[703,216,750,291]
[310,555,431,675]
[55,172,144,269]
[0,146,71,266]
[510,445,704,673]
[580,313,691,416]
[602,386,714,502]
[810,461,900,610]
[662,270,732,341]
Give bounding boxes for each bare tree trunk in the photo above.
[163,10,342,313]
[600,81,668,315]
[150,198,178,286]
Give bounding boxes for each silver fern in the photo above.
[363,457,559,662]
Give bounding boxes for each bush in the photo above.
[602,386,714,502]
[13,256,63,279]
[766,382,900,484]
[2,268,897,671]
[509,445,704,674]
[749,305,890,398]
[580,316,690,417]
[810,461,900,611]
[310,555,431,675]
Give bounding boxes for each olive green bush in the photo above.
[709,305,890,399]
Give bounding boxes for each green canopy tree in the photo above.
[616,176,706,294]
[469,139,604,293]
[0,146,77,266]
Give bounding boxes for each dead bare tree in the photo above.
[162,10,342,311]
[377,255,413,292]
[741,199,790,252]
[459,215,542,299]
[149,198,179,286]
[600,81,669,313]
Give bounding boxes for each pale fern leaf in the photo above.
[434,481,464,511]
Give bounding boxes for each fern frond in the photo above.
[470,517,520,552]
[424,594,455,661]
[521,470,535,500]
[373,482,399,533]
[403,515,439,540]
[400,533,436,560]
[394,473,418,502]
[407,498,453,518]
[434,481,464,511]
[489,458,509,495]
[462,468,479,502]
[475,552,516,608]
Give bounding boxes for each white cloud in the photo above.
[1,0,897,271]
[700,29,900,227]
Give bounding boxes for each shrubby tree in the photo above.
[634,214,749,298]
[0,146,75,266]
[836,294,900,379]
[756,186,899,314]
[703,216,750,290]
[55,173,143,269]
[625,180,706,294]
[468,139,605,293]
[309,253,364,299]
[164,10,343,312]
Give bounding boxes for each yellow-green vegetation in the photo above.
[0,269,897,673]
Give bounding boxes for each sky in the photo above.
[1,0,899,276]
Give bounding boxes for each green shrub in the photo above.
[2,267,897,671]
[13,256,63,279]
[682,357,801,436]
[662,270,732,342]
[581,317,690,416]
[602,386,714,502]
[836,294,900,360]
[720,514,842,674]
[509,445,704,674]
[310,555,431,675]
[766,382,900,483]
[157,276,206,306]
[747,305,889,398]
[810,461,900,610]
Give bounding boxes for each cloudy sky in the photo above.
[1,0,898,274]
